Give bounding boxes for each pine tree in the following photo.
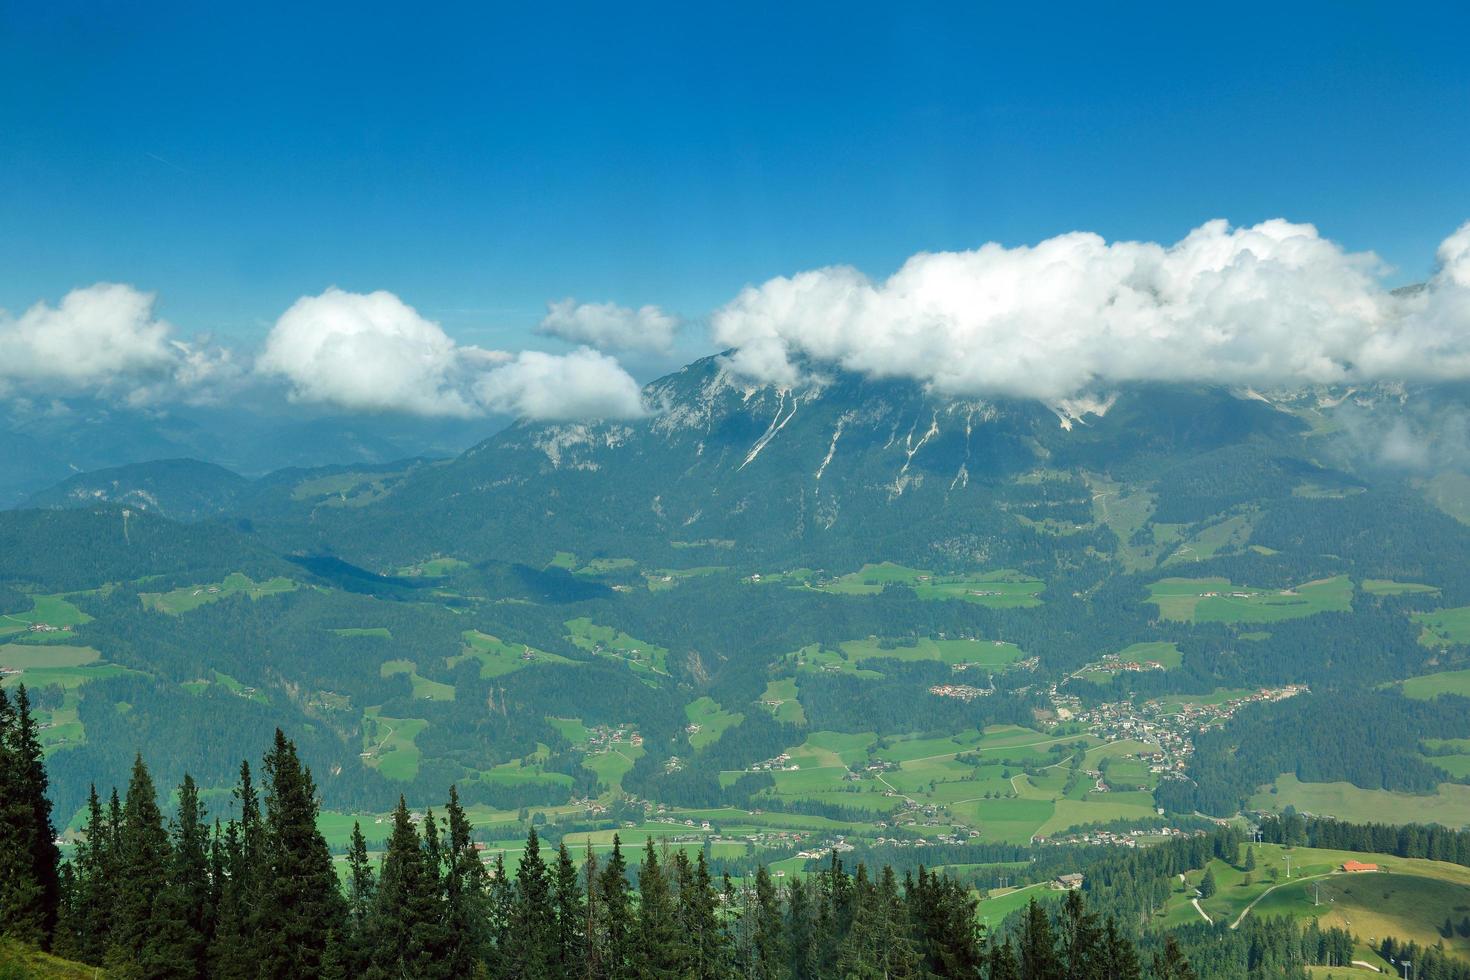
[1058,888,1104,980]
[442,787,489,978]
[598,835,634,980]
[346,821,376,926]
[369,798,449,979]
[1151,935,1198,980]
[254,729,348,979]
[56,784,114,963]
[1100,917,1142,980]
[512,826,556,979]
[108,754,178,977]
[1017,897,1062,980]
[988,936,1021,980]
[161,773,213,978]
[1244,845,1257,871]
[0,686,61,946]
[209,760,262,978]
[551,842,585,978]
[632,840,681,978]
[1198,866,1217,899]
[485,852,515,975]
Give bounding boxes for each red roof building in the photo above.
[1341,861,1378,872]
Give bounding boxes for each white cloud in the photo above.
[538,298,681,353]
[712,219,1470,401]
[474,347,648,420]
[258,288,647,420]
[0,283,235,402]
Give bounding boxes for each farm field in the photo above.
[1147,575,1352,623]
[685,697,743,749]
[361,710,429,781]
[1399,668,1470,700]
[141,572,296,615]
[759,678,805,724]
[379,659,455,701]
[395,557,469,577]
[452,631,576,678]
[1415,606,1470,647]
[1252,774,1470,827]
[582,744,643,793]
[1163,512,1256,565]
[565,618,670,676]
[813,563,1044,608]
[0,594,92,637]
[1363,579,1439,596]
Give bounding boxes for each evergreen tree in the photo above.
[512,826,556,979]
[988,936,1021,980]
[254,729,348,980]
[1151,935,1198,980]
[1198,866,1217,899]
[551,842,585,979]
[443,786,489,977]
[1017,898,1062,980]
[1057,888,1104,980]
[1244,845,1257,871]
[107,754,181,977]
[485,852,515,976]
[345,821,376,932]
[55,784,114,963]
[1099,917,1143,980]
[597,835,634,980]
[369,798,449,979]
[632,840,681,978]
[0,686,61,946]
[162,773,213,978]
[209,760,262,979]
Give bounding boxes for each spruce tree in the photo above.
[1198,866,1217,899]
[442,788,489,976]
[1017,897,1062,980]
[551,842,585,978]
[1151,935,1198,980]
[597,835,633,980]
[254,729,347,980]
[108,754,178,976]
[512,827,555,979]
[56,784,114,963]
[0,686,61,946]
[632,840,680,978]
[162,773,213,978]
[369,798,448,979]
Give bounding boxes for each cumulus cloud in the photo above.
[537,298,681,353]
[712,219,1470,402]
[0,283,235,402]
[474,347,648,419]
[258,288,646,420]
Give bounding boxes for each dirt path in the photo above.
[1231,871,1335,929]
[1192,898,1213,924]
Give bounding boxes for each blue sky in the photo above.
[3,1,1468,370]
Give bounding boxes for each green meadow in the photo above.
[815,563,1044,608]
[1148,576,1352,623]
[141,572,295,615]
[452,631,576,679]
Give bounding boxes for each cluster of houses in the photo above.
[747,752,800,773]
[928,683,991,702]
[1036,826,1197,848]
[585,725,643,752]
[1054,684,1311,782]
